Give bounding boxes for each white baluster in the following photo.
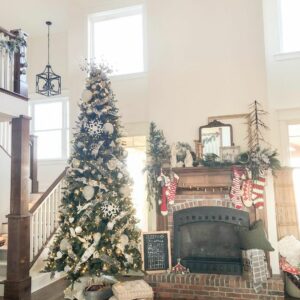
[29,175,65,262]
[47,193,51,237]
[34,212,39,256]
[30,215,34,261]
[0,46,3,88]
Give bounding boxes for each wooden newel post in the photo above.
[30,135,39,193]
[4,115,31,300]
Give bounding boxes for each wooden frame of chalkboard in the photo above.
[141,231,171,273]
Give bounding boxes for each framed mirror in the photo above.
[199,120,233,156]
[208,114,250,152]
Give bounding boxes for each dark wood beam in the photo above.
[29,135,38,194]
[4,115,31,300]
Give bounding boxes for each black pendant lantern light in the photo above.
[36,21,61,96]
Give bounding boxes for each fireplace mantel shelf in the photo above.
[168,166,233,193]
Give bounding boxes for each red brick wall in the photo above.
[145,273,284,300]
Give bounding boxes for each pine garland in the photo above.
[144,122,170,208]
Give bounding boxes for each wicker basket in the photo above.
[285,273,300,299]
[84,286,113,300]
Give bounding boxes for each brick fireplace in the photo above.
[145,167,284,299]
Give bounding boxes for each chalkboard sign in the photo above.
[142,231,171,273]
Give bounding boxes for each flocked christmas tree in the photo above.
[44,63,142,283]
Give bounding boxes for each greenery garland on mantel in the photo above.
[145,101,280,199]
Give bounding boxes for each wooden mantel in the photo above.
[169,166,233,194]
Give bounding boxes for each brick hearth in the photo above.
[145,273,284,300]
[152,167,284,299]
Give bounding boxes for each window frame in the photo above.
[275,0,300,60]
[88,4,146,79]
[29,96,69,162]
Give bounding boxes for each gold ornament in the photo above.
[74,190,80,196]
[102,264,108,271]
[115,248,122,256]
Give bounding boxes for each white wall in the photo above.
[147,0,267,145]
[0,150,10,227]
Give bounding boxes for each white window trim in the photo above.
[278,108,300,166]
[88,4,147,79]
[275,0,300,60]
[29,96,69,162]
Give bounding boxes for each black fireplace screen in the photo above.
[173,206,249,275]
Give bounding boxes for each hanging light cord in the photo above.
[46,21,52,66]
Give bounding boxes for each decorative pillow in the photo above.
[237,220,274,251]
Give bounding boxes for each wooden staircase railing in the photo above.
[29,169,66,266]
[0,26,28,100]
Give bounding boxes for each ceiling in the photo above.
[0,0,70,37]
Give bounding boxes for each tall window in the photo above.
[280,0,300,53]
[29,97,69,160]
[89,5,144,76]
[123,136,147,231]
[288,124,300,167]
[288,123,300,232]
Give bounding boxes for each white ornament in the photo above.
[120,234,129,247]
[72,158,81,168]
[101,201,119,219]
[103,122,114,134]
[64,265,71,272]
[77,142,84,148]
[120,185,130,197]
[93,251,100,259]
[125,253,133,264]
[82,185,95,201]
[75,226,82,234]
[184,150,193,167]
[88,179,98,187]
[81,89,93,103]
[55,251,63,260]
[107,220,116,230]
[69,217,74,223]
[93,232,102,244]
[117,172,123,179]
[70,227,76,237]
[107,158,117,170]
[60,238,71,251]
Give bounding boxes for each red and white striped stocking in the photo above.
[252,176,266,210]
[166,173,179,205]
[241,179,253,208]
[230,167,244,209]
[160,186,168,216]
